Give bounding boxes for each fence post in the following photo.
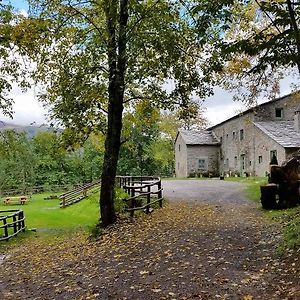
[146,185,151,214]
[21,211,25,232]
[13,214,17,234]
[62,197,66,208]
[3,218,8,239]
[130,183,135,217]
[18,211,21,231]
[158,180,162,208]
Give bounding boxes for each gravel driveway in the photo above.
[162,179,250,206]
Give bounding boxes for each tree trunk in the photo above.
[100,0,128,227]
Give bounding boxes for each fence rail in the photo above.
[0,209,25,241]
[59,180,101,208]
[0,183,85,198]
[116,176,163,217]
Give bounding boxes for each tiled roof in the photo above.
[254,121,300,148]
[179,129,220,145]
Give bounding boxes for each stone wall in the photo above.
[255,95,300,121]
[253,125,286,176]
[186,145,219,176]
[210,94,300,176]
[212,113,256,176]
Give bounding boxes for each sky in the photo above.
[0,1,295,127]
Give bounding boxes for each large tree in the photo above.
[24,0,215,226]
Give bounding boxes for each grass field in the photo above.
[0,192,99,230]
[0,191,100,250]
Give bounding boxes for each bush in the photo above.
[114,188,130,213]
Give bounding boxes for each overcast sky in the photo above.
[0,1,295,127]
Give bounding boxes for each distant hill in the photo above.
[0,120,56,138]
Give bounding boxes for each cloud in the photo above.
[204,102,246,126]
[0,85,48,126]
[0,70,296,127]
[19,9,28,17]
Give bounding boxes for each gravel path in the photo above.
[163,179,250,205]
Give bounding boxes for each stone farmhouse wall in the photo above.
[186,145,219,176]
[254,95,300,121]
[175,93,300,178]
[212,113,256,176]
[175,133,188,177]
[210,94,300,177]
[175,134,219,177]
[253,126,286,176]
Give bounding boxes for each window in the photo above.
[270,150,278,164]
[275,108,283,118]
[234,156,237,167]
[249,160,252,166]
[226,133,229,139]
[220,137,223,143]
[240,129,244,141]
[198,159,206,170]
[258,156,263,164]
[233,131,236,139]
[224,158,229,167]
[178,144,180,152]
[241,154,245,170]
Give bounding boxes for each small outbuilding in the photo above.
[174,130,220,178]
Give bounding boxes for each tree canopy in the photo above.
[194,0,300,104]
[0,3,31,116]
[3,0,299,226]
[17,0,217,226]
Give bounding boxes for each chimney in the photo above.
[294,111,300,132]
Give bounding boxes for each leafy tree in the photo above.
[119,100,160,176]
[177,102,208,130]
[24,0,215,226]
[0,130,35,193]
[193,0,300,104]
[0,4,31,116]
[81,136,104,182]
[32,131,68,186]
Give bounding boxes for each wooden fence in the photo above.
[116,176,163,217]
[59,180,101,208]
[0,209,25,241]
[0,184,81,198]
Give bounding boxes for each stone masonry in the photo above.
[175,93,300,177]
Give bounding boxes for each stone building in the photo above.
[175,93,300,177]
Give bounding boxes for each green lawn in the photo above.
[0,192,99,230]
[0,191,100,250]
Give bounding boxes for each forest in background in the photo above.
[0,107,188,194]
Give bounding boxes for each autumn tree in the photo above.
[24,0,215,227]
[193,0,300,104]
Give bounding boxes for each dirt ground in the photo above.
[0,180,299,299]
